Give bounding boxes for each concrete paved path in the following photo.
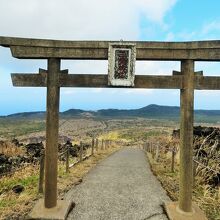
[66,148,170,220]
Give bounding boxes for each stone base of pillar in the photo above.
[165,202,208,220]
[27,199,74,220]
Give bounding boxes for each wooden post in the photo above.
[155,145,159,162]
[80,141,83,162]
[218,184,220,201]
[179,60,194,213]
[95,139,98,151]
[66,145,69,173]
[44,58,60,208]
[101,139,104,150]
[38,153,45,194]
[171,148,175,173]
[152,143,155,159]
[91,138,94,155]
[193,160,198,187]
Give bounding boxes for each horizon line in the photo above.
[2,104,220,117]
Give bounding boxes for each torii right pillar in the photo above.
[165,60,207,220]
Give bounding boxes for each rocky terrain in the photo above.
[0,139,91,175]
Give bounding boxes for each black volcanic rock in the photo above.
[12,185,24,194]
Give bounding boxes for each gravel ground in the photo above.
[66,148,170,220]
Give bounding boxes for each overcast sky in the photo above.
[1,0,220,115]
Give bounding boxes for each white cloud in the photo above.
[62,60,107,74]
[202,20,220,35]
[166,19,220,42]
[61,89,76,95]
[0,0,179,78]
[124,89,153,95]
[0,0,179,76]
[0,0,177,40]
[165,32,175,41]
[165,30,198,41]
[195,90,220,97]
[61,88,104,95]
[136,0,177,24]
[92,88,104,93]
[136,61,180,75]
[0,0,180,113]
[195,62,220,76]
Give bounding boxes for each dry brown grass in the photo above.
[0,144,122,220]
[0,142,24,156]
[146,141,220,220]
[0,165,40,220]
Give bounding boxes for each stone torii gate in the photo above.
[1,36,219,220]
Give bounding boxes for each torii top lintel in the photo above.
[1,36,220,61]
[1,36,220,90]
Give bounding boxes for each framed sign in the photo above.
[108,42,136,87]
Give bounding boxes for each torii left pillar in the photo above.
[28,58,73,220]
[45,58,60,208]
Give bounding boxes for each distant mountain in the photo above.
[2,104,220,123]
[62,109,88,116]
[95,104,180,118]
[1,111,45,119]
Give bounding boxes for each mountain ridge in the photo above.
[2,104,220,123]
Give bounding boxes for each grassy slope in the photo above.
[0,145,122,219]
[0,118,45,138]
[0,115,219,219]
[147,152,220,220]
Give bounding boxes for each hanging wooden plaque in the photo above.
[108,42,136,87]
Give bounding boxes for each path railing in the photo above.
[38,138,114,193]
[142,140,220,197]
[0,138,115,191]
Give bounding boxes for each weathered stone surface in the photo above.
[0,36,220,60]
[9,45,220,61]
[1,36,220,49]
[28,199,73,220]
[165,202,208,220]
[11,73,220,90]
